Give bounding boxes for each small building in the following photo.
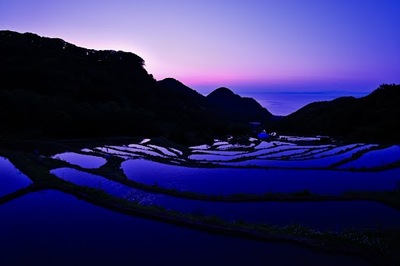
[257,130,270,140]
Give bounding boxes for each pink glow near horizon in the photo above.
[1,0,399,92]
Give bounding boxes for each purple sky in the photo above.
[1,0,399,94]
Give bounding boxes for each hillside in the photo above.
[274,84,400,143]
[0,30,272,143]
[206,87,272,123]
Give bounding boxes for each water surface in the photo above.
[122,159,400,195]
[240,91,368,116]
[52,168,400,231]
[0,190,369,266]
[52,152,106,169]
[0,156,33,197]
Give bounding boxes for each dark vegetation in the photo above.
[0,30,271,144]
[273,84,400,143]
[1,30,398,144]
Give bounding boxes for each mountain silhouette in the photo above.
[274,84,400,143]
[157,78,207,109]
[0,30,272,143]
[2,30,396,144]
[206,87,272,122]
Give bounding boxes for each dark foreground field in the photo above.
[1,136,400,265]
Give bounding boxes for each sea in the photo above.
[237,91,369,116]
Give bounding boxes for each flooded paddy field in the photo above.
[1,136,400,265]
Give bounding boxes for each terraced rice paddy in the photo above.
[36,137,400,229]
[52,152,107,169]
[50,167,400,231]
[1,136,400,264]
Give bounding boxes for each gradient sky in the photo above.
[1,0,399,94]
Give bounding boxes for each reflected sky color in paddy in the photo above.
[339,145,400,170]
[0,156,32,197]
[52,152,106,169]
[0,190,369,266]
[51,167,400,231]
[122,159,400,195]
[51,167,161,205]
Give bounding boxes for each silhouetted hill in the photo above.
[207,87,236,98]
[0,30,271,143]
[206,87,272,123]
[274,84,400,143]
[158,78,204,99]
[0,30,154,103]
[157,78,207,108]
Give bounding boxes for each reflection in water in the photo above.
[51,168,400,231]
[51,167,165,205]
[122,159,400,195]
[52,152,107,169]
[0,156,33,197]
[0,190,369,266]
[339,145,400,169]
